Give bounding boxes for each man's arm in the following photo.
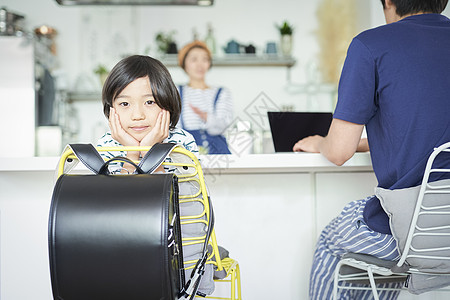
[293,118,365,166]
[357,138,369,152]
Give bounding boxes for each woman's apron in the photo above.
[179,86,231,154]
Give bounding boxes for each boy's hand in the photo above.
[140,109,170,148]
[108,108,140,147]
[139,110,170,173]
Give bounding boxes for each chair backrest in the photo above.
[57,145,224,295]
[397,142,450,273]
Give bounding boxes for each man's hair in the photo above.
[102,55,181,129]
[380,0,448,16]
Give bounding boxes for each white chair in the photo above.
[333,141,450,300]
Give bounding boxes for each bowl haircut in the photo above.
[102,55,181,129]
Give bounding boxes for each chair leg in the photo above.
[230,263,241,300]
[367,266,380,300]
[236,263,242,300]
[231,269,235,300]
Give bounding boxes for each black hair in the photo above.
[102,55,181,129]
[380,0,448,16]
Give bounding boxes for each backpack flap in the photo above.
[49,173,183,300]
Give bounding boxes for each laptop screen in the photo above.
[268,111,333,152]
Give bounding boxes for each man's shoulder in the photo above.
[354,23,392,44]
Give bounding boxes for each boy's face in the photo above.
[184,47,211,81]
[112,76,162,142]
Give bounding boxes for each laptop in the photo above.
[268,111,333,152]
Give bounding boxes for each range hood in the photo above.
[56,0,213,5]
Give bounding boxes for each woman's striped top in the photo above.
[177,85,233,136]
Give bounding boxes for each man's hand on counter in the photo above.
[292,119,369,166]
[293,136,369,153]
[293,135,323,153]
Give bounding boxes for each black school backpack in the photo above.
[48,143,211,300]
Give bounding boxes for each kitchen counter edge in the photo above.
[0,152,373,174]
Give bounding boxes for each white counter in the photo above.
[0,153,442,299]
[0,152,373,173]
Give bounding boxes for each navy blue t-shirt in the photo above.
[334,14,450,234]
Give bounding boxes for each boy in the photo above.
[97,55,198,173]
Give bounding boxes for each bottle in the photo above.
[192,27,199,41]
[204,23,216,55]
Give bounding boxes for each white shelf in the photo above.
[67,91,101,102]
[67,55,298,101]
[158,54,296,67]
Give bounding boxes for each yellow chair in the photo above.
[57,144,242,300]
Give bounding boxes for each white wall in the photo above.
[2,0,371,145]
[3,0,323,96]
[3,0,449,145]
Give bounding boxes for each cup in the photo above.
[245,44,256,54]
[266,42,277,55]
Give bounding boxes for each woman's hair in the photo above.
[380,0,448,16]
[102,55,181,129]
[178,40,212,70]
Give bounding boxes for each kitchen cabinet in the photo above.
[2,153,447,299]
[0,152,372,300]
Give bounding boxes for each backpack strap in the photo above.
[69,144,105,174]
[138,143,177,174]
[68,143,177,175]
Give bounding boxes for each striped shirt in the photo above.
[96,127,199,173]
[177,85,233,135]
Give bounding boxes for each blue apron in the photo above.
[179,86,231,154]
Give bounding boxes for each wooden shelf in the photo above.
[158,54,296,67]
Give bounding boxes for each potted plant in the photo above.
[94,64,109,86]
[155,30,177,55]
[276,21,294,56]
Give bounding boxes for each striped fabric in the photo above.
[96,127,198,173]
[310,196,402,300]
[177,85,233,136]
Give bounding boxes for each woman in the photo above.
[177,41,233,154]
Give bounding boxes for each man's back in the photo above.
[335,13,450,190]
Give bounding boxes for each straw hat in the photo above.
[178,40,212,70]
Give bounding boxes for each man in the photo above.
[293,0,450,298]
